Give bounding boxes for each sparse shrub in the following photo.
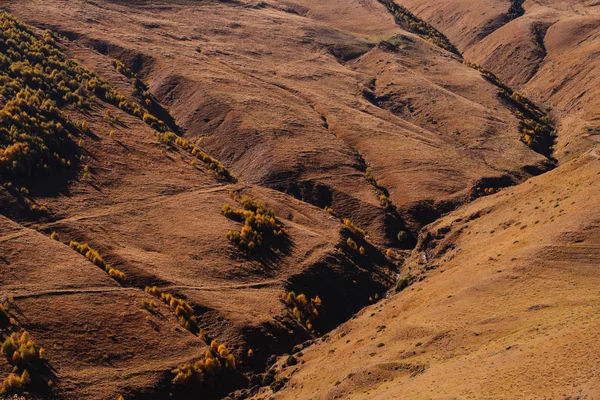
[377,0,460,55]
[144,287,199,334]
[222,193,283,252]
[475,186,500,197]
[69,241,126,282]
[346,237,358,251]
[156,131,233,181]
[0,370,31,395]
[365,171,394,209]
[141,298,158,312]
[464,61,554,155]
[397,230,409,244]
[172,340,237,388]
[1,331,44,366]
[142,112,164,130]
[49,232,60,241]
[281,291,321,331]
[343,219,365,238]
[284,355,297,367]
[507,0,525,21]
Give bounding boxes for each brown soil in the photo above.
[0,0,598,399]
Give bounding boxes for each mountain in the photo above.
[0,0,597,399]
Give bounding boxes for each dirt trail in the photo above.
[6,279,284,300]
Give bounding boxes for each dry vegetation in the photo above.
[365,171,392,210]
[377,0,460,55]
[144,286,199,334]
[69,240,127,282]
[464,61,555,155]
[221,192,283,252]
[172,339,237,388]
[0,298,48,396]
[281,291,322,332]
[506,0,525,21]
[0,1,597,399]
[157,131,233,181]
[0,12,84,179]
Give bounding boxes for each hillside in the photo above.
[393,0,600,160]
[255,148,600,399]
[256,0,600,398]
[0,0,597,399]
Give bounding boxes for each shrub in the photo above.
[1,331,44,368]
[281,291,321,331]
[0,370,31,395]
[49,232,60,241]
[395,274,415,292]
[222,193,282,252]
[343,219,365,238]
[141,298,158,312]
[377,0,460,55]
[172,340,237,388]
[464,61,554,155]
[156,131,233,181]
[346,237,358,251]
[69,241,126,282]
[475,186,499,197]
[365,171,394,209]
[144,287,199,334]
[397,230,409,244]
[324,206,335,216]
[507,0,525,21]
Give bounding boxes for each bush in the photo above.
[377,0,460,55]
[346,237,358,251]
[0,329,47,395]
[397,230,409,244]
[172,340,237,388]
[0,370,31,395]
[156,131,233,181]
[222,193,283,252]
[395,274,415,292]
[144,287,199,334]
[69,241,126,282]
[463,61,554,154]
[343,219,365,238]
[1,331,44,369]
[281,291,321,331]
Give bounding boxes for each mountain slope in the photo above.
[394,0,600,160]
[255,150,600,399]
[6,0,553,244]
[0,0,596,399]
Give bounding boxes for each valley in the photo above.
[0,0,598,399]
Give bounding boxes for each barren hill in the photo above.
[0,0,597,399]
[394,0,600,160]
